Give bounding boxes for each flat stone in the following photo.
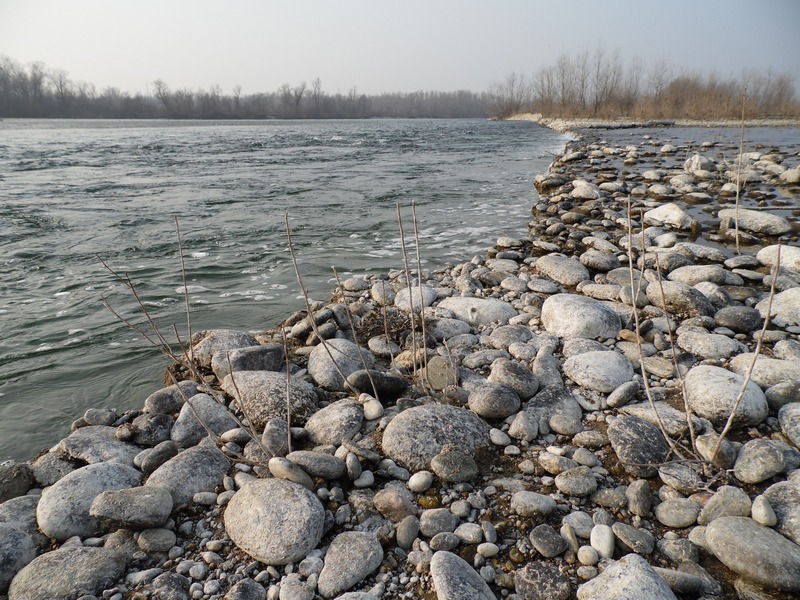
[224,478,324,566]
[646,280,715,318]
[555,466,598,497]
[221,370,319,428]
[655,498,700,528]
[189,329,259,369]
[644,203,695,230]
[286,451,346,480]
[576,553,677,600]
[536,254,591,286]
[429,551,495,600]
[676,330,744,360]
[762,480,800,544]
[210,343,284,380]
[56,426,141,466]
[607,415,670,478]
[706,516,800,592]
[734,438,787,484]
[431,447,478,483]
[8,546,127,600]
[714,306,763,332]
[562,350,633,393]
[684,365,767,427]
[612,522,655,554]
[381,403,490,471]
[541,294,621,339]
[468,382,521,419]
[620,402,696,438]
[719,207,791,235]
[36,462,141,542]
[89,485,173,529]
[515,561,573,600]
[488,358,539,400]
[145,444,229,506]
[437,297,518,327]
[758,244,800,274]
[345,369,407,399]
[729,353,800,388]
[394,285,437,313]
[510,491,557,518]
[317,531,383,598]
[419,508,460,537]
[529,524,568,557]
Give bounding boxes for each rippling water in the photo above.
[0,118,567,460]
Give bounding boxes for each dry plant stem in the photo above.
[734,89,747,255]
[281,330,293,454]
[332,266,378,398]
[625,198,684,458]
[284,212,354,393]
[710,244,780,462]
[223,352,274,457]
[653,254,698,456]
[174,216,194,365]
[380,282,397,369]
[411,201,431,391]
[396,204,419,380]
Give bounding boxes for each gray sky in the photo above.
[1,0,798,96]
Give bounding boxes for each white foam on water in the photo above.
[63,337,82,346]
[54,291,71,297]
[191,251,209,258]
[176,285,209,293]
[36,344,54,352]
[68,328,86,335]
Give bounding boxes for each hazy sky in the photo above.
[1,0,798,96]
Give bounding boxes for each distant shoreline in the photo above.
[508,112,800,133]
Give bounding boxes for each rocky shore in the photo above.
[2,124,800,600]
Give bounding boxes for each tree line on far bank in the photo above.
[2,50,797,121]
[0,57,488,119]
[489,46,799,120]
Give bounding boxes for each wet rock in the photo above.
[145,444,229,506]
[317,531,383,598]
[36,462,141,541]
[221,370,318,428]
[607,415,670,478]
[437,296,517,326]
[381,403,490,471]
[684,365,767,427]
[541,294,621,339]
[8,546,126,600]
[719,207,791,235]
[305,398,364,446]
[225,478,324,566]
[562,350,633,393]
[706,516,800,593]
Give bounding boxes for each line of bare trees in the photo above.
[489,46,799,120]
[0,56,489,119]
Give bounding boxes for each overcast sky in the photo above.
[2,0,798,96]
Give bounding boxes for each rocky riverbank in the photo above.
[2,125,800,600]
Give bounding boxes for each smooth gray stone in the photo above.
[381,403,490,471]
[658,461,705,495]
[419,508,460,537]
[676,329,745,360]
[171,393,239,448]
[29,453,77,487]
[396,515,420,550]
[515,560,572,600]
[210,343,284,380]
[144,381,201,414]
[468,382,521,419]
[529,524,568,557]
[762,480,800,545]
[307,338,376,391]
[706,516,800,592]
[0,495,47,549]
[89,485,173,529]
[657,537,699,564]
[286,450,346,480]
[430,447,478,483]
[719,207,791,235]
[373,486,417,522]
[429,551,495,600]
[0,523,36,593]
[8,546,126,600]
[655,498,700,528]
[697,485,752,525]
[225,478,324,566]
[36,462,141,541]
[730,353,800,388]
[140,440,180,475]
[536,253,591,286]
[437,296,517,327]
[540,294,621,339]
[576,553,677,600]
[714,306,763,332]
[221,370,319,428]
[145,444,229,506]
[621,401,697,439]
[612,522,655,554]
[317,531,383,598]
[646,280,715,318]
[734,438,787,484]
[510,491,556,518]
[608,415,670,478]
[625,479,652,517]
[394,285,437,313]
[779,402,800,448]
[304,398,364,446]
[488,358,539,400]
[554,466,597,497]
[684,365,767,427]
[129,413,174,447]
[189,329,259,369]
[525,385,582,430]
[224,577,265,600]
[56,426,141,465]
[487,324,533,350]
[0,462,34,503]
[346,369,407,399]
[562,350,633,393]
[767,381,800,412]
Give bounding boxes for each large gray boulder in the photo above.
[8,546,126,600]
[211,343,285,380]
[307,338,375,391]
[221,370,318,428]
[381,404,491,471]
[541,294,621,339]
[55,426,141,466]
[758,244,800,274]
[36,462,141,542]
[684,365,767,427]
[225,478,324,566]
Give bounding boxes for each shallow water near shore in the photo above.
[0,118,568,461]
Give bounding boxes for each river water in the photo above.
[0,118,568,460]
